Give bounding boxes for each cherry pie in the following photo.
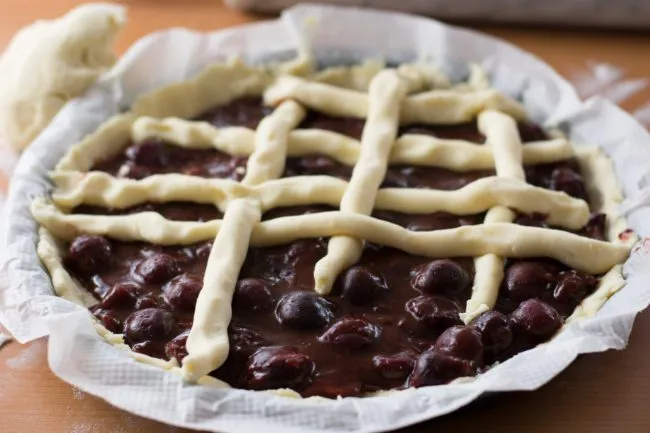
[32,58,635,398]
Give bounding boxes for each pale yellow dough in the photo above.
[33,56,636,395]
[0,4,125,151]
[463,110,525,323]
[313,70,407,294]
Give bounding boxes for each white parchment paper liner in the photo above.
[2,4,650,432]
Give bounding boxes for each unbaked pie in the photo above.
[32,58,636,398]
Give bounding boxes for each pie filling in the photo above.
[63,97,605,398]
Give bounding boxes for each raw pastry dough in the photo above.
[0,4,125,151]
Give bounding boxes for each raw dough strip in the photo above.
[131,117,572,170]
[55,113,573,178]
[182,99,303,380]
[182,198,261,382]
[34,202,628,276]
[264,75,527,124]
[35,174,591,242]
[392,136,571,171]
[251,213,627,275]
[313,70,407,294]
[49,173,588,229]
[51,172,240,210]
[463,110,528,323]
[33,198,222,244]
[242,100,306,185]
[55,114,137,173]
[311,60,452,93]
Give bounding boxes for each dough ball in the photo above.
[0,4,126,151]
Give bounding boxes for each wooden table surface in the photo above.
[1,1,650,432]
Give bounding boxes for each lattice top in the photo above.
[33,58,635,386]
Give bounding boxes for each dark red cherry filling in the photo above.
[62,97,608,397]
[65,235,113,275]
[69,239,211,359]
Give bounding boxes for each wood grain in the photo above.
[1,1,649,432]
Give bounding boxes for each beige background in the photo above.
[1,1,650,432]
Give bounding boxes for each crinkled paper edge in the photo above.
[2,4,650,433]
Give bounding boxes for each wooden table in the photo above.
[1,1,650,432]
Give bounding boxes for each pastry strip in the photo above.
[313,70,407,294]
[182,100,303,380]
[463,110,527,323]
[130,116,572,170]
[47,175,588,229]
[33,201,627,276]
[242,100,306,184]
[55,112,572,175]
[182,198,260,382]
[264,75,527,123]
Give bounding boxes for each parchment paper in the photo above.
[2,4,650,432]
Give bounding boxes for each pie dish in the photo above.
[31,56,637,398]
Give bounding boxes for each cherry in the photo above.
[403,295,462,337]
[553,270,597,305]
[504,261,555,301]
[134,294,160,310]
[233,278,274,312]
[125,139,168,167]
[135,253,180,284]
[124,308,177,343]
[100,282,140,309]
[381,170,408,188]
[94,310,122,333]
[163,273,203,311]
[275,292,335,330]
[411,259,470,295]
[581,213,606,240]
[470,310,513,359]
[131,341,158,357]
[229,325,267,357]
[510,299,562,340]
[518,122,547,142]
[373,351,417,380]
[286,239,325,262]
[515,215,548,228]
[550,167,586,200]
[340,266,388,305]
[317,317,379,350]
[407,348,477,388]
[434,325,483,363]
[66,235,112,275]
[242,346,315,390]
[165,331,189,362]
